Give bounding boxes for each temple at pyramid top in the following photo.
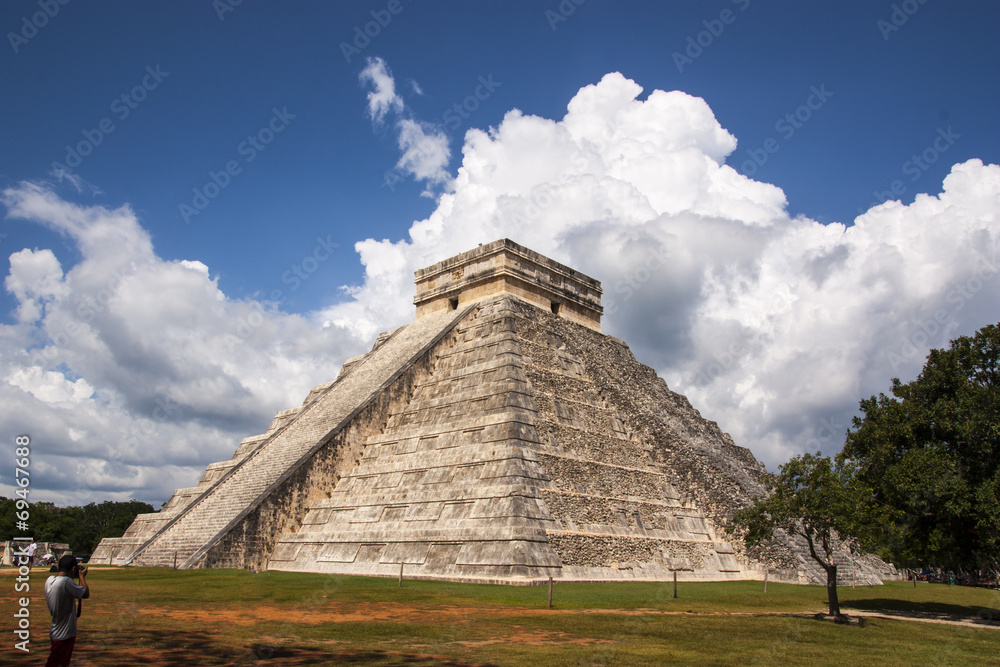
[414,238,604,331]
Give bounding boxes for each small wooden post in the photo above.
[398,562,403,587]
[173,552,177,570]
[764,570,768,593]
[673,571,678,598]
[547,576,553,609]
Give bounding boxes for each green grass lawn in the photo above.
[4,567,997,666]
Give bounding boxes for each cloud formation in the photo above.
[359,57,451,192]
[4,70,998,507]
[322,70,1000,466]
[1,183,362,505]
[359,56,404,125]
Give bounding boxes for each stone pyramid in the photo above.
[93,240,895,585]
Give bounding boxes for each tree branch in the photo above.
[801,525,833,571]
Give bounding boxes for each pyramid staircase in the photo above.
[94,305,475,569]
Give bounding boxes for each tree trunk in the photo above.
[826,563,840,617]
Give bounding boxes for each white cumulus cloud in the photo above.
[321,71,1000,468]
[1,183,366,505]
[396,118,451,186]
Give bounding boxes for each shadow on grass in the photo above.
[76,627,493,666]
[843,599,1000,624]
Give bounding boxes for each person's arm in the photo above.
[76,565,90,599]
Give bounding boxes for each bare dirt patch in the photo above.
[133,598,1000,631]
[136,601,499,626]
[456,627,614,647]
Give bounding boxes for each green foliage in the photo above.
[842,323,1000,574]
[734,454,871,555]
[0,497,153,554]
[732,453,876,616]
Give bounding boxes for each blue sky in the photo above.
[2,1,999,505]
[3,1,995,313]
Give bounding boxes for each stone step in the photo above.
[123,306,473,569]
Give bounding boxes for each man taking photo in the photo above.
[44,554,89,667]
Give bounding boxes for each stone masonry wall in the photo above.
[120,306,471,569]
[201,359,429,570]
[270,298,564,582]
[548,533,718,569]
[505,297,791,572]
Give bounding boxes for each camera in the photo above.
[54,555,86,578]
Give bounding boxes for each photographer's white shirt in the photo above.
[45,576,86,640]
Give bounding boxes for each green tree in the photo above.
[0,497,17,541]
[70,500,154,554]
[1,497,153,555]
[21,501,76,544]
[732,453,873,617]
[842,323,999,578]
